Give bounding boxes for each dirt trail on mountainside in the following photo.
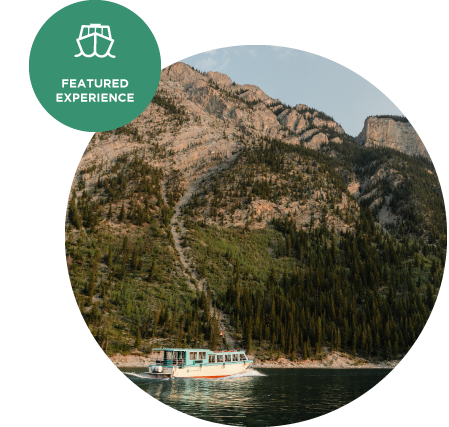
[167,155,239,349]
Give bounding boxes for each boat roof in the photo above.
[153,348,246,353]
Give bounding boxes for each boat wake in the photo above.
[123,369,265,381]
[123,371,172,381]
[210,370,266,380]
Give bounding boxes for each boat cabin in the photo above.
[152,348,249,367]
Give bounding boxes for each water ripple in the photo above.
[121,367,391,426]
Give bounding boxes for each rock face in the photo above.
[79,62,349,194]
[356,116,429,158]
[306,132,328,149]
[277,109,307,134]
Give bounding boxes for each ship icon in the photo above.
[75,24,115,58]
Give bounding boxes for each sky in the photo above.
[182,46,403,137]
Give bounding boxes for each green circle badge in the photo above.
[30,0,161,132]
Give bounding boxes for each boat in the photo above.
[148,348,253,379]
[75,24,115,58]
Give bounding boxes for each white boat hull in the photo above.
[149,362,252,379]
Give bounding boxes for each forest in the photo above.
[65,127,445,362]
[179,137,444,360]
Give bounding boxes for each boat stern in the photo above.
[149,365,174,379]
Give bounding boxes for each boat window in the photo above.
[217,355,223,362]
[208,355,215,363]
[239,354,247,361]
[225,355,231,362]
[174,351,184,360]
[165,351,173,360]
[189,352,197,360]
[199,352,206,360]
[232,354,238,361]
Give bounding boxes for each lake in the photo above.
[120,367,391,426]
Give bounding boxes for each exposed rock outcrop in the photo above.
[312,117,344,134]
[305,132,328,149]
[356,116,429,158]
[277,109,308,134]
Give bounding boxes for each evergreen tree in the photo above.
[119,257,126,280]
[147,260,156,282]
[394,333,399,357]
[152,307,160,338]
[243,318,253,354]
[134,327,142,348]
[210,304,219,351]
[119,202,126,222]
[316,317,322,356]
[386,340,392,360]
[426,283,434,308]
[352,331,357,355]
[87,271,96,305]
[132,246,140,272]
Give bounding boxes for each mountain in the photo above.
[65,62,446,364]
[356,116,429,158]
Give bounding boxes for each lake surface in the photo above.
[121,367,391,426]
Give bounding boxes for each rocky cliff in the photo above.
[356,116,429,158]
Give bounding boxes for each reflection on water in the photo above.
[121,368,391,426]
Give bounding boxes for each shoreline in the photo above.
[110,351,400,369]
[251,361,398,369]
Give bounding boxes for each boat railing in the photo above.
[153,358,186,366]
